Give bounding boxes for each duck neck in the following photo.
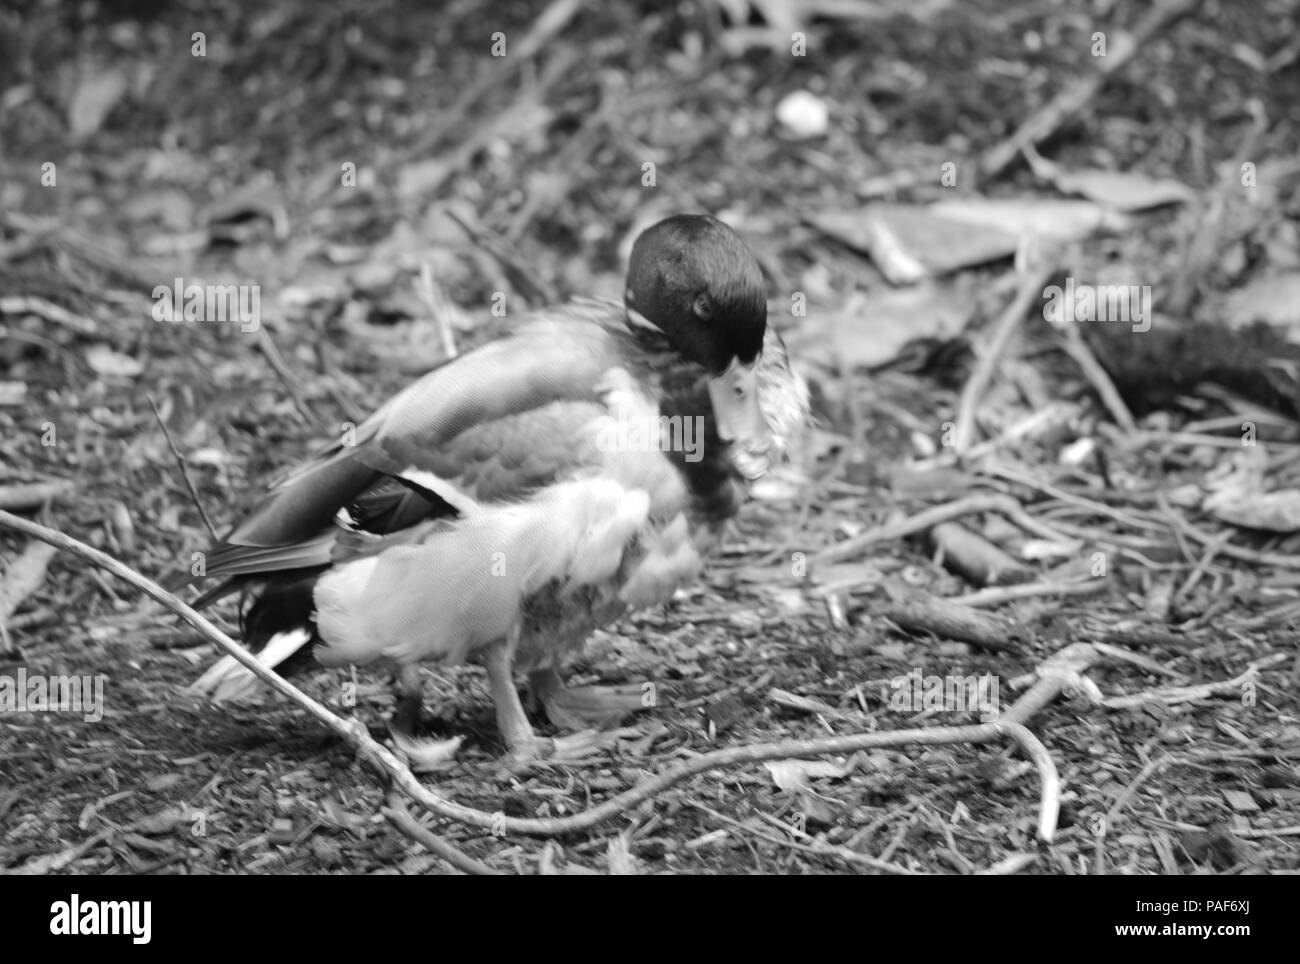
[653,360,744,529]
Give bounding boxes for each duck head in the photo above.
[624,214,770,452]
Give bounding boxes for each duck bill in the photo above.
[708,360,772,478]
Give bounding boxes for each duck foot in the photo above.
[502,728,641,772]
[389,666,463,772]
[529,668,649,731]
[552,727,641,759]
[485,644,641,770]
[390,727,464,772]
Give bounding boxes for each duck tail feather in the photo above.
[186,627,314,703]
[188,569,324,702]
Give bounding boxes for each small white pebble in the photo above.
[775,90,828,139]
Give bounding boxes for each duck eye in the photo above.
[733,384,745,399]
[692,294,714,319]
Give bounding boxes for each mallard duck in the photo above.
[180,214,809,764]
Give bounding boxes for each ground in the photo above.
[1,0,1299,874]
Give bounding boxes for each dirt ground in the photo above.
[2,0,1299,874]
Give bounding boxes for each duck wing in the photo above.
[181,308,641,590]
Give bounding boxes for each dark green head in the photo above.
[624,214,771,447]
[624,214,767,374]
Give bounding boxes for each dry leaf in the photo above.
[1205,490,1300,533]
[606,834,641,875]
[929,197,1132,242]
[1222,272,1300,331]
[85,344,144,379]
[68,64,129,139]
[790,284,973,369]
[764,758,850,792]
[134,804,188,835]
[0,382,27,406]
[813,206,1017,283]
[1023,147,1194,212]
[0,540,58,626]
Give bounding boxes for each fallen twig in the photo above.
[147,395,218,541]
[446,209,557,306]
[0,540,58,654]
[983,463,1163,531]
[0,481,75,512]
[953,266,1053,454]
[11,804,187,875]
[1058,324,1136,432]
[1161,501,1300,570]
[382,793,503,876]
[686,799,922,875]
[1101,653,1287,709]
[932,520,1031,586]
[0,295,98,336]
[878,593,1024,654]
[961,401,1082,462]
[256,325,315,423]
[413,263,462,360]
[949,577,1108,608]
[1104,753,1170,830]
[812,492,1069,567]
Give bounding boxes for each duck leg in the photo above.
[487,644,638,766]
[529,666,649,731]
[484,639,549,764]
[391,665,424,734]
[388,665,463,771]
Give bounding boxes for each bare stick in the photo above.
[147,395,218,541]
[1058,324,1136,432]
[413,264,460,360]
[983,463,1163,530]
[687,799,922,875]
[879,594,1024,654]
[949,577,1108,608]
[961,400,1081,462]
[1102,654,1286,709]
[0,481,74,512]
[1161,504,1300,570]
[256,325,315,423]
[953,267,1053,453]
[0,295,97,336]
[931,521,1030,586]
[382,793,502,876]
[1003,642,1101,724]
[813,492,1069,567]
[1173,529,1231,602]
[1104,753,1169,830]
[12,803,187,875]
